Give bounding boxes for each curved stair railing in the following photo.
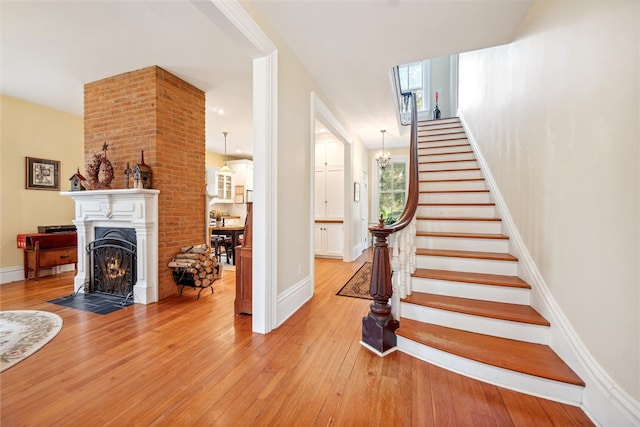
[361,88,419,355]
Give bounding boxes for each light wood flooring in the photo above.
[0,254,594,426]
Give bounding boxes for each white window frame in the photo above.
[371,154,409,223]
[397,60,431,117]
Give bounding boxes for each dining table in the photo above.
[208,225,244,265]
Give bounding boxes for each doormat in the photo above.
[336,262,372,300]
[48,293,134,315]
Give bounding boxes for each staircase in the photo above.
[395,117,585,404]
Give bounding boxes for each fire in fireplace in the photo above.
[86,228,137,303]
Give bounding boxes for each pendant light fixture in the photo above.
[375,129,391,170]
[219,131,233,174]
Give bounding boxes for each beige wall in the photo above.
[459,0,639,400]
[242,3,359,293]
[0,94,83,270]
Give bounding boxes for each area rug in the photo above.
[336,262,372,300]
[0,310,63,372]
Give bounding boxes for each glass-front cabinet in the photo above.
[216,172,233,203]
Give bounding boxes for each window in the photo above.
[397,61,428,112]
[378,160,407,223]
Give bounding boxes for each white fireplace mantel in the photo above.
[61,188,159,304]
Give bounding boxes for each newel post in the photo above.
[361,221,399,355]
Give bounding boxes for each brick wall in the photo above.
[84,66,206,299]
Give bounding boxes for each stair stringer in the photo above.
[458,111,640,427]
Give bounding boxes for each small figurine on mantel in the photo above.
[124,162,132,189]
[133,150,153,189]
[69,168,87,191]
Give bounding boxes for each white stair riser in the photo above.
[418,205,496,218]
[419,191,491,204]
[418,124,462,132]
[415,235,509,253]
[420,160,478,172]
[420,134,467,143]
[420,169,483,180]
[417,219,502,234]
[419,180,487,191]
[419,152,475,162]
[416,255,518,276]
[400,303,549,345]
[418,145,471,155]
[396,337,583,405]
[411,277,531,305]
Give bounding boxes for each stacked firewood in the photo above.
[167,244,221,288]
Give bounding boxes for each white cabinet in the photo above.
[206,167,233,203]
[315,139,344,220]
[314,222,343,258]
[216,172,234,203]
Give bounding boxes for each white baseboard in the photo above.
[0,265,25,284]
[458,110,640,427]
[0,264,75,285]
[276,275,313,327]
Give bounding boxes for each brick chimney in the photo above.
[84,66,206,299]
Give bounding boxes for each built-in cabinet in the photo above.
[314,221,344,258]
[315,138,344,258]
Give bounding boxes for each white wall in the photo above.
[459,0,638,404]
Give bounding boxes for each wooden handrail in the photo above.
[362,91,419,355]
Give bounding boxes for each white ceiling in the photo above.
[1,0,532,158]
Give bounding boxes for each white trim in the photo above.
[0,266,25,284]
[276,275,313,327]
[458,110,640,427]
[212,0,278,334]
[310,92,354,263]
[360,341,399,357]
[207,0,276,55]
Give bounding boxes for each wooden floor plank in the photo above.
[0,254,593,426]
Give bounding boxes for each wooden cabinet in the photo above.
[24,245,77,281]
[235,202,252,315]
[314,221,343,258]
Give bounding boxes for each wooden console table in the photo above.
[18,232,78,281]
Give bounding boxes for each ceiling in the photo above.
[1,0,532,158]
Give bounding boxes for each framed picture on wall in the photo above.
[354,182,360,202]
[25,157,60,191]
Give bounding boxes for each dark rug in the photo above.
[336,262,372,300]
[48,293,134,315]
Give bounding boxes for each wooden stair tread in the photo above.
[412,268,530,289]
[417,216,502,222]
[421,167,480,173]
[416,231,508,240]
[420,177,483,183]
[402,292,549,326]
[419,202,494,206]
[396,320,584,386]
[417,248,518,262]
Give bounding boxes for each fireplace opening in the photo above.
[86,227,136,304]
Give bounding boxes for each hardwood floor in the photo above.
[0,255,594,426]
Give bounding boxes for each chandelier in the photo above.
[219,131,233,174]
[375,129,391,170]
